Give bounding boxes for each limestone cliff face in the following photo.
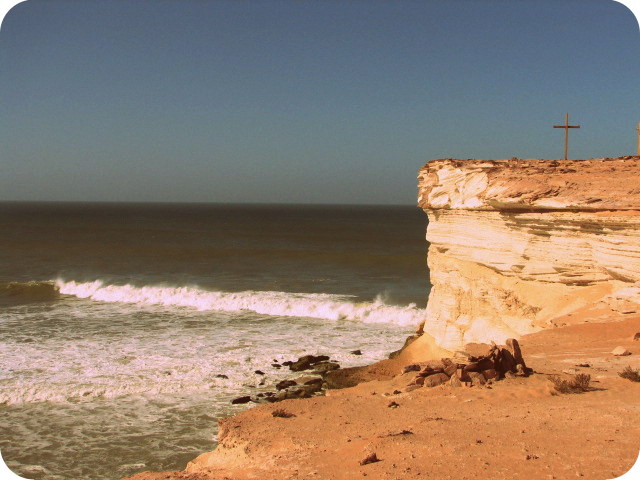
[417,157,640,350]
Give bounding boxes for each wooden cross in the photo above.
[553,113,580,160]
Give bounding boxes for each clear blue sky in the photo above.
[1,0,639,204]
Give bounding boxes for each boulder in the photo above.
[612,346,632,356]
[423,373,450,387]
[468,372,486,386]
[419,366,445,377]
[402,364,421,374]
[231,396,251,405]
[482,369,497,380]
[443,363,457,377]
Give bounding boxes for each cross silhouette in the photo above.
[553,113,580,160]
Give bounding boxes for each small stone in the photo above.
[231,396,251,405]
[392,389,401,394]
[611,346,632,356]
[450,375,462,387]
[272,409,295,418]
[388,401,400,408]
[255,370,265,375]
[360,452,380,465]
[405,384,421,392]
[575,363,591,368]
[633,332,640,341]
[216,374,229,379]
[272,363,281,368]
[350,349,363,355]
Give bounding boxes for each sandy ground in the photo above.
[124,312,640,480]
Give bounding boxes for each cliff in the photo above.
[417,156,640,350]
[123,156,640,480]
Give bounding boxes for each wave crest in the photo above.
[55,279,425,326]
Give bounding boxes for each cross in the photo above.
[553,113,580,160]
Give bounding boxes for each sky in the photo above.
[1,0,639,204]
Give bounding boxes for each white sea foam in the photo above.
[55,279,426,327]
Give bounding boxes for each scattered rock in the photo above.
[312,361,341,375]
[612,346,632,356]
[392,389,401,394]
[272,364,282,368]
[254,370,265,375]
[634,332,640,341]
[575,363,591,368]
[360,453,380,465]
[379,429,413,437]
[231,396,251,405]
[350,349,362,355]
[302,377,324,387]
[289,355,330,372]
[275,380,297,391]
[216,374,229,379]
[388,401,400,408]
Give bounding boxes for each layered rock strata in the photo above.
[417,157,640,350]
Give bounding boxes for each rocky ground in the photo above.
[124,307,640,480]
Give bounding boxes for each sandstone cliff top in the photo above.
[418,156,640,211]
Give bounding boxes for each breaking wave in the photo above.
[55,279,425,326]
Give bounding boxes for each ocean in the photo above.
[0,202,430,480]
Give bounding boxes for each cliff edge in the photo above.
[417,157,640,350]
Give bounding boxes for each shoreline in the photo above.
[123,304,640,480]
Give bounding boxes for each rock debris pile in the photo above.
[403,338,532,391]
